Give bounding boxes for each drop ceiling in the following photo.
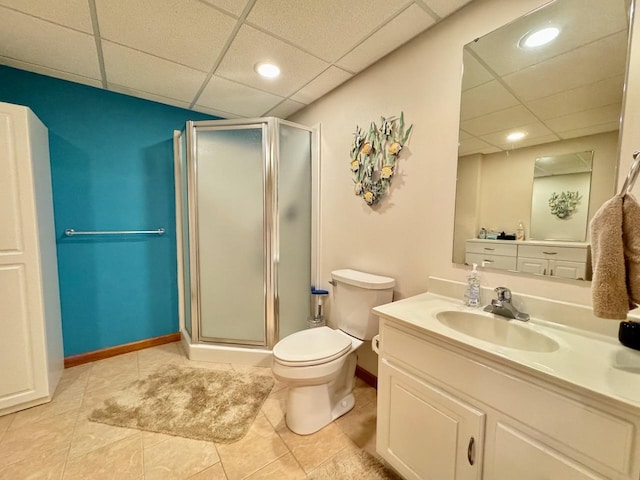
[458,0,630,156]
[0,0,472,119]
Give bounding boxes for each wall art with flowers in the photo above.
[349,112,413,206]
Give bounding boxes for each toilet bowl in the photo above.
[272,269,395,435]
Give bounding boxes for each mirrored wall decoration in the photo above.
[350,112,412,206]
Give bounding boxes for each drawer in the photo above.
[466,252,517,271]
[518,244,588,262]
[466,241,517,257]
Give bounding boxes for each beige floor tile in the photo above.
[353,378,378,407]
[90,352,138,377]
[188,462,228,479]
[68,410,139,458]
[260,388,287,430]
[216,412,289,480]
[0,414,15,442]
[85,369,139,393]
[144,435,219,480]
[244,452,306,480]
[10,382,85,430]
[277,422,355,473]
[0,409,77,467]
[80,383,125,413]
[0,447,67,480]
[336,400,378,456]
[63,433,143,480]
[142,430,177,448]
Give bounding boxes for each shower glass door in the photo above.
[192,125,267,345]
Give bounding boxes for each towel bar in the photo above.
[620,151,640,194]
[64,228,165,236]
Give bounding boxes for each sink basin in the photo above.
[436,310,560,352]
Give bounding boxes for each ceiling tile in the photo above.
[246,0,408,63]
[461,50,493,91]
[496,133,560,151]
[468,0,628,76]
[264,99,306,118]
[0,56,103,88]
[336,5,434,73]
[502,32,628,102]
[0,0,93,33]
[290,66,352,104]
[481,121,556,147]
[527,75,624,120]
[544,103,622,133]
[102,41,207,103]
[0,7,100,79]
[422,0,473,18]
[201,0,251,17]
[458,137,500,156]
[461,105,538,136]
[216,25,329,97]
[460,80,519,121]
[107,84,192,110]
[558,121,620,140]
[197,75,284,118]
[95,0,236,72]
[191,104,241,119]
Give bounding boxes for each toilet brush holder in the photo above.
[619,320,640,351]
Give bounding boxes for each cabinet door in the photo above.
[491,422,606,480]
[377,361,485,480]
[550,260,586,280]
[516,257,548,275]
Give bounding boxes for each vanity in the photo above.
[465,239,591,280]
[373,293,640,480]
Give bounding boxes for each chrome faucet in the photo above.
[484,287,530,322]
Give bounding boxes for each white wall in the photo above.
[290,0,640,373]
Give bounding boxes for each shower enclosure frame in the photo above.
[174,117,320,358]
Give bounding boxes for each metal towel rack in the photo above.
[64,228,165,237]
[620,151,640,194]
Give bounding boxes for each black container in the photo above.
[619,321,640,350]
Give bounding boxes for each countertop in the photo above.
[373,293,640,411]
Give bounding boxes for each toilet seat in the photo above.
[273,326,353,367]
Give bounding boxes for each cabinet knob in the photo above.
[467,436,476,466]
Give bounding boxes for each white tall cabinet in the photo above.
[0,102,63,416]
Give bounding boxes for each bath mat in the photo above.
[308,449,402,480]
[89,364,274,444]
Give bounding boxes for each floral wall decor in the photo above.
[548,191,581,218]
[349,112,413,206]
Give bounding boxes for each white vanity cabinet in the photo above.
[375,316,640,480]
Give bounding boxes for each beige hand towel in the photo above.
[591,194,628,319]
[623,193,640,305]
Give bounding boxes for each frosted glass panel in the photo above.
[179,132,192,337]
[196,127,265,343]
[278,125,312,338]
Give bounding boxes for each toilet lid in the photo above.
[273,327,353,366]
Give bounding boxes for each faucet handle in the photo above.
[494,287,512,302]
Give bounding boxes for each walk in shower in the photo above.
[173,118,318,365]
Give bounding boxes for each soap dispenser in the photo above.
[464,263,481,308]
[516,220,525,241]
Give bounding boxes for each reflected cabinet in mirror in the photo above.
[453,0,633,281]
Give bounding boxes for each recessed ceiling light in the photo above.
[519,27,560,48]
[507,131,527,142]
[255,63,280,79]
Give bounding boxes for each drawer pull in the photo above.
[483,247,495,251]
[542,251,557,255]
[467,436,476,465]
[483,259,494,263]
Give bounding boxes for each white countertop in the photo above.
[466,238,589,247]
[373,293,640,412]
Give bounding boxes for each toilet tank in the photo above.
[331,269,395,340]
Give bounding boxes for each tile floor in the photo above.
[0,342,379,479]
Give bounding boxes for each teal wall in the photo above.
[0,66,217,356]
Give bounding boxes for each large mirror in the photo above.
[453,0,632,281]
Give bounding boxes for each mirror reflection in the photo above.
[453,0,631,281]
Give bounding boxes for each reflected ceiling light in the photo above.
[506,131,527,142]
[519,27,560,48]
[255,63,280,78]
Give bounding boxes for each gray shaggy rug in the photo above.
[308,449,402,480]
[89,364,274,443]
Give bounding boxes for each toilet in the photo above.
[272,269,395,435]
